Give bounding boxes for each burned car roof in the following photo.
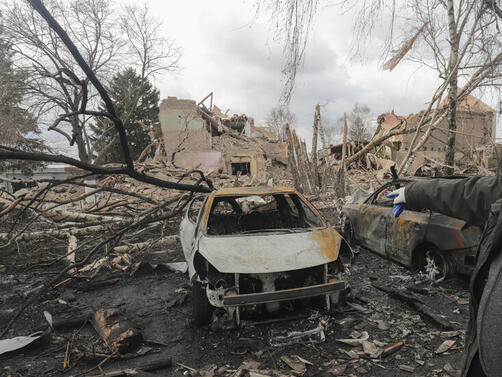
[209,185,297,197]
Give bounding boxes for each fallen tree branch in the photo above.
[0,147,211,193]
[70,181,158,205]
[0,197,23,217]
[0,192,193,337]
[0,221,131,243]
[0,197,127,223]
[2,172,97,237]
[86,354,172,377]
[110,235,178,254]
[372,283,455,330]
[345,120,414,165]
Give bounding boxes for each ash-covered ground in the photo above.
[1,214,469,377]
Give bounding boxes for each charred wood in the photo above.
[372,284,455,330]
[91,308,143,353]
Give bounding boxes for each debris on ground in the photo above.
[0,331,49,356]
[92,308,143,353]
[1,98,493,376]
[270,320,327,347]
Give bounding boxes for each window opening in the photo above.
[231,162,251,175]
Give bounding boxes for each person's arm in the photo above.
[405,175,502,228]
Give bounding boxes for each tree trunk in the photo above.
[71,116,90,163]
[317,108,335,190]
[311,105,320,189]
[444,0,459,176]
[336,113,348,198]
[292,130,312,193]
[284,124,302,192]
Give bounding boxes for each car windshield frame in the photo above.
[202,192,327,236]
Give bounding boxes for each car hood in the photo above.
[197,227,342,274]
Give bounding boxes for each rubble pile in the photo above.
[0,95,499,377]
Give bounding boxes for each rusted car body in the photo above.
[341,179,481,279]
[180,186,348,326]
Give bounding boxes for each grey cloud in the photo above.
[157,0,441,147]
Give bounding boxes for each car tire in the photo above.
[419,248,454,282]
[192,281,214,326]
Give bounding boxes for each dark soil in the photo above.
[0,229,469,377]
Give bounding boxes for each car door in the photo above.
[385,208,428,266]
[355,185,391,257]
[379,183,428,266]
[180,196,206,263]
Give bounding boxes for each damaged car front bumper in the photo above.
[223,279,345,306]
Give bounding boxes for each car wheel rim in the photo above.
[424,251,449,283]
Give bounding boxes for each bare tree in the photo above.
[0,17,49,174]
[1,0,181,164]
[348,104,371,143]
[266,106,296,140]
[91,3,181,164]
[120,3,181,81]
[1,0,119,163]
[0,0,205,338]
[345,0,502,174]
[262,1,502,174]
[323,116,343,146]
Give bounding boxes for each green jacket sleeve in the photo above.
[405,175,502,228]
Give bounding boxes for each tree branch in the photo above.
[27,0,134,169]
[0,148,211,192]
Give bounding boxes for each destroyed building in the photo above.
[317,94,498,176]
[158,96,288,184]
[397,95,497,171]
[373,110,407,161]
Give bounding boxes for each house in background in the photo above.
[372,95,496,172]
[0,164,83,193]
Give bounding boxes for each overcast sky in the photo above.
[44,0,502,152]
[146,0,449,144]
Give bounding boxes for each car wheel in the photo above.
[420,248,453,282]
[192,281,214,326]
[341,216,355,246]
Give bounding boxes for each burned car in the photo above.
[180,186,349,326]
[341,178,481,281]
